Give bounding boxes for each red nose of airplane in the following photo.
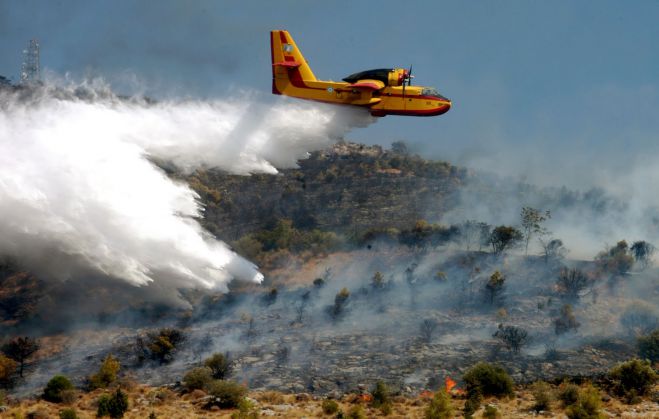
[436,100,451,115]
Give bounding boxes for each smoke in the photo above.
[0,80,373,290]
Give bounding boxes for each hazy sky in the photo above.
[1,1,658,187]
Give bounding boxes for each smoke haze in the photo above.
[0,80,373,289]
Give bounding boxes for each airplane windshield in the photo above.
[421,87,448,100]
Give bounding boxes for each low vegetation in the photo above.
[97,388,129,418]
[89,354,120,389]
[608,358,657,402]
[637,329,659,362]
[43,375,74,403]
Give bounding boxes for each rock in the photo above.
[260,409,276,416]
[273,403,294,412]
[296,393,311,401]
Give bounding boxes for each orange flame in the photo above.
[445,376,457,393]
[358,394,373,403]
[419,390,434,399]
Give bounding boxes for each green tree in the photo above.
[89,354,120,389]
[204,353,231,379]
[489,226,523,255]
[637,329,659,362]
[630,240,655,269]
[539,238,567,264]
[331,288,350,319]
[43,375,74,403]
[205,380,247,409]
[97,388,129,418]
[485,271,506,305]
[556,268,589,301]
[554,304,580,335]
[424,389,453,419]
[371,380,390,408]
[2,336,39,378]
[565,385,602,419]
[462,362,514,398]
[521,207,551,255]
[595,240,634,277]
[371,271,385,289]
[182,367,213,391]
[0,354,17,387]
[609,358,657,398]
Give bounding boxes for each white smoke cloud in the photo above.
[0,82,373,290]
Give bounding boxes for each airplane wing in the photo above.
[345,79,384,106]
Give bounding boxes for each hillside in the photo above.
[183,141,468,241]
[0,141,657,418]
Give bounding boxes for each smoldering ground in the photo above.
[10,243,656,396]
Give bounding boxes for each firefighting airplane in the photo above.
[270,30,451,117]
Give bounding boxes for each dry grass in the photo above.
[2,383,658,418]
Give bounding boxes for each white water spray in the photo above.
[0,82,373,289]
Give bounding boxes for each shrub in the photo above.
[558,382,580,406]
[420,319,438,344]
[0,354,17,386]
[608,358,657,399]
[565,385,602,419]
[493,324,530,354]
[43,375,74,403]
[532,381,552,412]
[463,362,513,398]
[205,380,247,409]
[331,288,350,319]
[231,398,258,419]
[485,271,505,305]
[556,268,589,300]
[204,353,230,379]
[1,336,39,378]
[424,389,452,419]
[482,404,500,419]
[371,380,390,408]
[89,354,120,389]
[488,225,523,254]
[59,389,77,405]
[555,304,580,335]
[346,405,366,419]
[321,399,339,414]
[462,392,481,419]
[59,408,77,419]
[97,389,129,418]
[135,328,184,364]
[182,367,213,392]
[595,240,634,277]
[638,329,659,362]
[620,304,658,336]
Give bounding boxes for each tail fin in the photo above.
[270,30,316,94]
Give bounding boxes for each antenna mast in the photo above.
[20,39,40,84]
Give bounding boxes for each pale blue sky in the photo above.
[1,1,658,187]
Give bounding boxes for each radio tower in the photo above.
[20,39,40,84]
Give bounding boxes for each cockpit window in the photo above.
[421,87,448,100]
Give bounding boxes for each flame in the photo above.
[445,376,457,393]
[419,390,434,399]
[358,394,373,402]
